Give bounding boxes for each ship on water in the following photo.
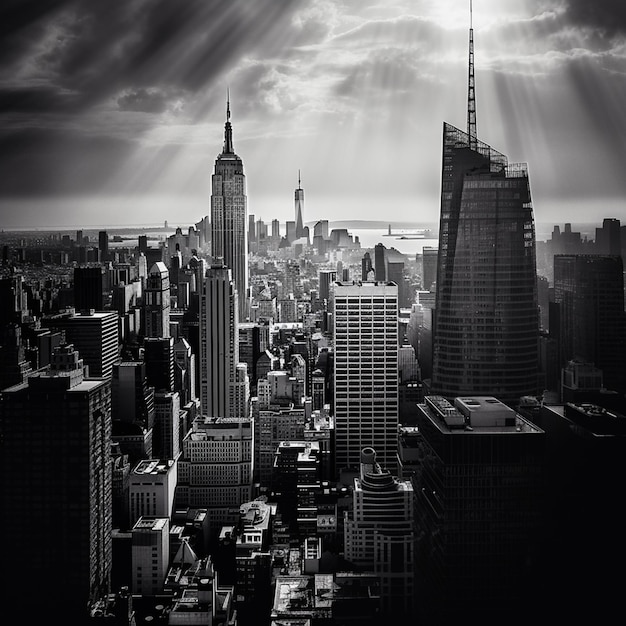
[384,224,432,239]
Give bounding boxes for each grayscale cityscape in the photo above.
[1,2,625,625]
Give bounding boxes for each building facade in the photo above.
[331,281,399,475]
[0,343,112,618]
[43,309,120,379]
[199,264,239,417]
[129,459,178,528]
[553,254,626,393]
[413,395,544,625]
[344,447,415,618]
[175,415,253,539]
[143,261,171,339]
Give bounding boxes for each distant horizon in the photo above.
[0,216,608,242]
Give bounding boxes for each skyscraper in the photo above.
[98,229,109,262]
[421,246,438,292]
[175,415,253,539]
[430,9,539,406]
[553,254,626,393]
[143,261,171,339]
[43,309,120,379]
[111,360,155,463]
[73,265,105,312]
[0,343,112,618]
[318,269,337,304]
[199,264,239,417]
[294,170,309,244]
[331,280,399,474]
[344,447,415,618]
[210,95,249,321]
[413,395,544,624]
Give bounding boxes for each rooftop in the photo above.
[423,395,543,434]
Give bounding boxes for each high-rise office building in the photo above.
[43,309,120,379]
[344,447,415,618]
[173,336,196,405]
[153,390,182,460]
[210,95,249,321]
[238,322,262,391]
[373,243,386,282]
[131,516,170,596]
[144,336,175,393]
[111,360,155,463]
[318,269,337,304]
[413,395,544,625]
[73,265,105,312]
[0,273,27,327]
[253,371,309,487]
[143,261,171,338]
[430,12,539,406]
[175,415,253,539]
[199,264,239,417]
[421,246,438,292]
[553,254,626,393]
[0,343,112,619]
[99,230,109,262]
[361,251,373,281]
[331,281,399,475]
[595,217,621,255]
[0,323,32,390]
[129,459,177,528]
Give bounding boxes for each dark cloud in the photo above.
[561,0,626,37]
[0,0,305,111]
[0,86,81,114]
[0,0,67,65]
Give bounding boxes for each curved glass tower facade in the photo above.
[430,123,539,406]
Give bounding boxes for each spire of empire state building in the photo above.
[223,88,234,154]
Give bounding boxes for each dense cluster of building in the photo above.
[1,21,626,626]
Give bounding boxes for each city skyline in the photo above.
[1,1,626,230]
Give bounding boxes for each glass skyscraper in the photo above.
[430,123,539,406]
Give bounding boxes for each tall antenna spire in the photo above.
[298,169,301,189]
[467,0,477,150]
[223,88,234,154]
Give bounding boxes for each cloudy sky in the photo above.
[1,0,625,230]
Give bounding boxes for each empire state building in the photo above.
[211,96,249,321]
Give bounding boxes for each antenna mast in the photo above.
[467,0,477,149]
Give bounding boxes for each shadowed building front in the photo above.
[0,343,112,619]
